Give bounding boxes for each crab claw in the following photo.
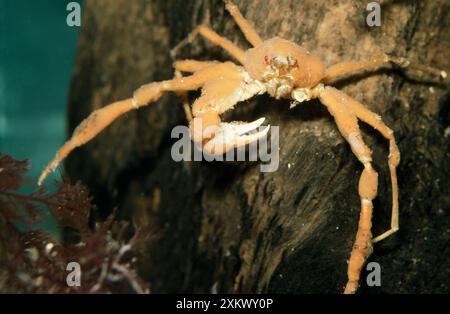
[203,117,270,154]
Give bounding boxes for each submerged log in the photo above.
[66,0,450,293]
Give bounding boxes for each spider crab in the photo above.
[39,0,446,294]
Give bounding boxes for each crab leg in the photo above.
[174,59,218,73]
[322,54,447,83]
[38,64,231,185]
[174,70,193,122]
[38,98,135,186]
[336,91,400,243]
[224,0,263,47]
[321,87,400,243]
[319,86,378,294]
[185,61,268,154]
[171,0,264,65]
[173,59,221,121]
[171,25,245,64]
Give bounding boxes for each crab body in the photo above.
[244,37,325,98]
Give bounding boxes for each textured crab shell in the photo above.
[243,37,325,88]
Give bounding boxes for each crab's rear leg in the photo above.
[171,25,245,64]
[171,1,262,64]
[38,64,227,185]
[319,86,379,294]
[322,54,447,83]
[224,0,263,47]
[335,89,400,243]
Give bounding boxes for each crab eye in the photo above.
[263,55,269,64]
[287,55,298,67]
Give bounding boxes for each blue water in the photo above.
[0,1,82,236]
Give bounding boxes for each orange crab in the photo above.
[39,0,446,293]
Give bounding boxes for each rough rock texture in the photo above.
[65,0,449,293]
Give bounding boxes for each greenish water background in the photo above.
[0,0,82,236]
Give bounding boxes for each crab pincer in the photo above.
[199,117,270,155]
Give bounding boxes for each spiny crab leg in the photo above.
[202,117,270,155]
[38,98,137,186]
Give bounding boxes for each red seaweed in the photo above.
[0,153,150,293]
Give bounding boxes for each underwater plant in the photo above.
[0,153,150,293]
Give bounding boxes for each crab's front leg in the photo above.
[190,112,269,155]
[38,62,242,185]
[187,63,269,155]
